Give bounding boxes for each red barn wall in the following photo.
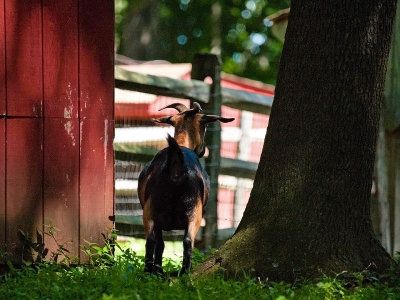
[0,0,114,263]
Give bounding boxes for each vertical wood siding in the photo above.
[0,0,114,263]
[0,120,5,254]
[0,0,5,116]
[78,0,114,262]
[6,119,43,260]
[5,0,43,117]
[0,0,6,256]
[42,0,80,259]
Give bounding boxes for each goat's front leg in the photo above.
[179,201,203,276]
[153,227,165,275]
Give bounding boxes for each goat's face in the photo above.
[153,102,234,157]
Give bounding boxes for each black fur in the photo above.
[140,135,209,230]
[138,135,209,275]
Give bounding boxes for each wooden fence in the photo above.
[114,53,273,247]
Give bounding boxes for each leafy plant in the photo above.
[82,229,121,266]
[17,229,48,264]
[44,225,78,265]
[16,226,77,266]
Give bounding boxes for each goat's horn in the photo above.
[158,103,188,113]
[181,102,203,117]
[192,102,202,112]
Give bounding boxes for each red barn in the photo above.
[1,0,114,263]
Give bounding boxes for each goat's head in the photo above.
[153,102,234,157]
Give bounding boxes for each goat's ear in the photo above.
[201,115,235,124]
[152,116,174,126]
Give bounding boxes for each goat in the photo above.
[138,102,234,275]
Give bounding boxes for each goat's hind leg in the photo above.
[178,230,193,276]
[179,201,203,276]
[143,201,156,273]
[144,222,164,275]
[153,227,165,275]
[144,229,156,273]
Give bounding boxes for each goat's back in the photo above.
[138,136,209,230]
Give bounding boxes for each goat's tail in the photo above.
[166,134,186,180]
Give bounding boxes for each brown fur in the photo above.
[142,199,153,237]
[188,199,203,246]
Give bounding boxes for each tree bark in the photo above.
[195,0,398,281]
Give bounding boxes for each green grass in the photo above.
[1,240,400,300]
[117,237,183,260]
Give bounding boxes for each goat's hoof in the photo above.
[153,264,165,276]
[178,267,189,277]
[144,263,154,273]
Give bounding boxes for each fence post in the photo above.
[191,53,222,249]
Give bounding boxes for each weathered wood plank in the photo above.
[115,67,210,102]
[79,0,114,262]
[6,119,43,263]
[113,143,158,156]
[79,0,114,121]
[115,66,273,115]
[79,118,114,261]
[44,118,79,258]
[0,119,5,255]
[221,88,272,115]
[114,150,156,163]
[220,157,258,179]
[0,0,5,116]
[6,0,43,117]
[43,0,78,118]
[0,0,5,255]
[115,215,142,226]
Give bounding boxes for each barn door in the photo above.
[0,0,114,264]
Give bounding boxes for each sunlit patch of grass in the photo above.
[116,236,183,261]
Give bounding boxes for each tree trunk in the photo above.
[195,0,397,281]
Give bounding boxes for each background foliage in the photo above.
[115,0,290,84]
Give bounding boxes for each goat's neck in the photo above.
[174,132,197,150]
